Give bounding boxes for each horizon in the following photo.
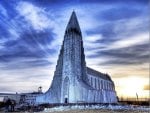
[0,0,149,98]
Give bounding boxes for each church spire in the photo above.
[66,11,81,34]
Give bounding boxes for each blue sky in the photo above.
[0,0,149,97]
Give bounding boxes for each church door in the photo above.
[63,77,70,103]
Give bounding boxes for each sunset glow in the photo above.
[115,76,149,98]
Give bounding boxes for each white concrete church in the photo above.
[36,11,117,104]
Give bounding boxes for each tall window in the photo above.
[98,79,100,90]
[101,80,103,89]
[95,78,97,89]
[91,77,93,87]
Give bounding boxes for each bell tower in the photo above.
[60,11,87,103]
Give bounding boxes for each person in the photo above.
[11,100,16,112]
[5,98,11,112]
[3,97,8,112]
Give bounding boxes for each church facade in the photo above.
[36,11,117,104]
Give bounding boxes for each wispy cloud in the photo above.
[0,4,7,17]
[16,1,52,31]
[104,33,148,50]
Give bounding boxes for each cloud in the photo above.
[0,31,55,59]
[84,7,149,67]
[16,1,55,31]
[0,66,54,93]
[0,2,57,68]
[105,33,148,50]
[88,42,149,65]
[85,34,103,42]
[0,4,8,17]
[85,16,148,44]
[0,58,52,70]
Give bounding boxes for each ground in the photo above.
[42,109,149,113]
[4,109,148,113]
[0,104,149,113]
[0,109,149,113]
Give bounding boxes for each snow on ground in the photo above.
[43,104,150,112]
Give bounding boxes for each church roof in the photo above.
[66,11,81,33]
[87,67,112,81]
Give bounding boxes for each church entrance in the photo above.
[65,96,68,103]
[63,77,70,103]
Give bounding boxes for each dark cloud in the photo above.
[25,59,52,67]
[0,28,55,71]
[0,29,55,61]
[86,22,117,44]
[88,43,149,66]
[0,59,52,70]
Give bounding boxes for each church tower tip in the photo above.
[66,11,81,33]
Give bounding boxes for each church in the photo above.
[36,11,117,104]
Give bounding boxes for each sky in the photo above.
[0,0,149,98]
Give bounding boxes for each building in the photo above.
[0,87,43,105]
[20,92,43,105]
[20,86,43,105]
[36,11,117,104]
[0,93,20,103]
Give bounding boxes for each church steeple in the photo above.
[66,11,81,35]
[63,11,87,82]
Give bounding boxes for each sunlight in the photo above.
[116,76,148,98]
